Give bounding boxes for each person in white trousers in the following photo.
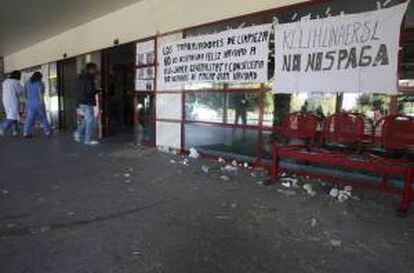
[0,71,24,136]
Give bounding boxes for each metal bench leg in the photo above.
[399,167,413,215]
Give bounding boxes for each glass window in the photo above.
[398,95,414,116]
[46,62,59,128]
[136,40,155,66]
[135,67,155,91]
[135,93,155,143]
[77,52,101,88]
[262,131,275,161]
[405,0,414,29]
[400,40,414,92]
[136,39,156,91]
[290,93,336,120]
[185,92,262,125]
[262,92,275,127]
[185,124,258,160]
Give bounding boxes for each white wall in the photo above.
[4,0,304,72]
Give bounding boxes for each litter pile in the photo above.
[329,186,353,202]
[164,146,268,184]
[162,146,357,204]
[278,173,356,202]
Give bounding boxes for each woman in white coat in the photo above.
[0,71,24,136]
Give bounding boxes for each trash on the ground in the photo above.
[329,188,340,198]
[169,159,177,164]
[220,175,230,181]
[67,211,76,216]
[230,203,238,209]
[330,239,342,247]
[281,177,299,188]
[277,188,297,196]
[215,215,231,220]
[221,165,238,173]
[257,181,265,186]
[132,251,143,256]
[1,189,9,195]
[344,185,353,192]
[310,218,317,228]
[338,192,349,202]
[330,186,352,202]
[352,195,361,201]
[6,223,16,228]
[201,165,210,174]
[124,179,131,183]
[181,158,189,166]
[303,184,316,196]
[281,181,291,188]
[124,173,131,178]
[189,147,199,158]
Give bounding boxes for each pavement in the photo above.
[0,133,413,273]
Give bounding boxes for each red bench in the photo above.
[321,113,365,152]
[280,111,319,144]
[272,112,414,215]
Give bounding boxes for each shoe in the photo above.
[73,133,81,143]
[23,134,33,138]
[84,140,99,146]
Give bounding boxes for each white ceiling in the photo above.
[0,0,143,56]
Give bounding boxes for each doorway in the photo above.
[102,43,135,137]
[57,58,78,132]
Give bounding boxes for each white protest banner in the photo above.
[160,24,271,89]
[274,2,409,94]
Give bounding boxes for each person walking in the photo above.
[0,71,24,136]
[74,63,99,145]
[22,72,52,137]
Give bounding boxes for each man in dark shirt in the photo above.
[74,63,99,145]
[235,94,248,125]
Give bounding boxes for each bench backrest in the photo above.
[322,113,365,145]
[281,112,318,140]
[374,115,414,151]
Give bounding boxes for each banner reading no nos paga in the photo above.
[160,24,271,89]
[273,2,409,94]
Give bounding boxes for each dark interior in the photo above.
[104,43,135,136]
